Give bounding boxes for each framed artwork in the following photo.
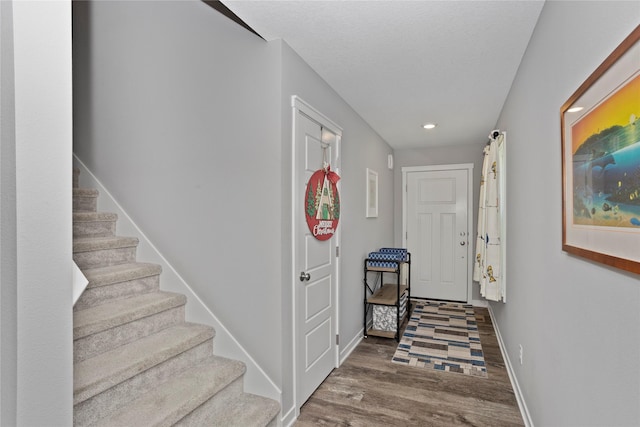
[561,25,640,274]
[366,168,378,218]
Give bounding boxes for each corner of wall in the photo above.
[0,2,18,424]
[487,304,532,427]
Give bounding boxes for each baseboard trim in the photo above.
[73,155,282,405]
[487,304,533,427]
[340,329,364,364]
[281,405,296,427]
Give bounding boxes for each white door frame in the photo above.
[291,96,341,415]
[402,164,474,303]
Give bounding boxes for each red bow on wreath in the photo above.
[324,164,340,184]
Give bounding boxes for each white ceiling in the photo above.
[223,1,545,149]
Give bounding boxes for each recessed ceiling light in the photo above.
[567,107,584,113]
[423,123,437,129]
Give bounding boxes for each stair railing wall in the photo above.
[72,154,281,406]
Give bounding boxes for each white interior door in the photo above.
[293,98,341,411]
[404,167,471,302]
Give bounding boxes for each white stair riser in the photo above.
[74,274,160,311]
[174,377,244,427]
[74,247,137,270]
[73,220,116,238]
[74,305,185,363]
[74,340,213,426]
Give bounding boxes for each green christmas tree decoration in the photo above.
[306,184,316,217]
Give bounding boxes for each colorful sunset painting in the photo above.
[571,73,640,228]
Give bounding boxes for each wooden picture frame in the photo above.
[366,168,378,218]
[561,25,640,274]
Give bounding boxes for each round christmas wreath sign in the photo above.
[305,165,340,241]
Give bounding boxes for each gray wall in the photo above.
[1,1,73,424]
[74,0,284,384]
[393,143,485,302]
[0,2,17,423]
[73,0,394,419]
[492,2,640,425]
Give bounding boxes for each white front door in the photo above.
[404,166,472,302]
[293,97,341,411]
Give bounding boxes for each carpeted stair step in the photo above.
[91,355,248,427]
[73,188,98,212]
[230,394,281,427]
[177,391,281,427]
[74,323,215,426]
[73,212,118,237]
[71,166,280,426]
[74,262,162,311]
[74,291,187,362]
[73,236,139,270]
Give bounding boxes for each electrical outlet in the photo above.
[519,344,524,365]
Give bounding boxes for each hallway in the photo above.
[296,306,522,426]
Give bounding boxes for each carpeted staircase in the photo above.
[72,168,280,426]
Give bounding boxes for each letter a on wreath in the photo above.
[305,165,340,241]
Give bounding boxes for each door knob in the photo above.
[460,241,466,246]
[299,271,311,282]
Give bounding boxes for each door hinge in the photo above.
[336,246,340,257]
[336,334,340,345]
[405,231,408,240]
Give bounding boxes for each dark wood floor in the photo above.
[295,304,524,427]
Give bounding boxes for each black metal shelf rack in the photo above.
[363,252,411,341]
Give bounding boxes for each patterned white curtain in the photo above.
[473,132,505,302]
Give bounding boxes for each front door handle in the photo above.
[299,271,311,282]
